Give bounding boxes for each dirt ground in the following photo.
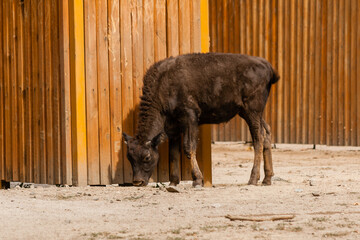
[1,143,360,240]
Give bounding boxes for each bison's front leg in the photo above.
[183,112,203,187]
[169,137,181,186]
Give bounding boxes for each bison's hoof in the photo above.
[248,179,258,185]
[169,182,178,187]
[262,178,272,186]
[192,179,204,188]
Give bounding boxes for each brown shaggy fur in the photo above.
[123,52,279,187]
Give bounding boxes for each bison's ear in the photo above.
[151,133,162,148]
[145,133,162,149]
[122,133,133,145]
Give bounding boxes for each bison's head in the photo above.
[122,133,162,186]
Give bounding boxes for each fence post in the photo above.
[69,0,87,186]
[200,0,212,187]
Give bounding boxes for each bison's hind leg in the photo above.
[261,119,274,185]
[242,112,264,185]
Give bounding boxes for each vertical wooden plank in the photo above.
[3,0,12,181]
[239,1,251,141]
[96,0,111,185]
[289,0,297,143]
[302,0,309,143]
[332,0,339,145]
[314,0,321,145]
[350,0,357,146]
[262,0,269,125]
[338,0,344,145]
[37,1,49,183]
[179,0,191,55]
[44,0,54,184]
[23,0,33,183]
[191,0,203,176]
[108,0,122,184]
[326,0,333,145]
[357,0,360,145]
[120,0,134,184]
[277,0,284,143]
[222,0,228,53]
[39,0,48,183]
[283,0,290,143]
[308,0,316,144]
[227,0,236,141]
[31,0,41,183]
[167,0,179,57]
[59,0,72,185]
[166,0,181,180]
[234,0,241,141]
[84,0,100,185]
[143,0,157,182]
[179,0,192,181]
[314,0,322,145]
[69,0,88,186]
[155,0,169,183]
[200,0,212,187]
[258,0,264,58]
[190,0,201,53]
[38,0,47,183]
[216,0,223,142]
[244,0,252,142]
[10,0,19,181]
[222,0,231,141]
[15,0,26,182]
[252,0,258,56]
[51,0,61,185]
[295,0,303,144]
[209,0,218,142]
[343,0,351,146]
[0,0,4,180]
[131,0,143,137]
[209,0,216,53]
[320,0,328,145]
[271,0,278,143]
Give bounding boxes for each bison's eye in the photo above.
[144,155,151,163]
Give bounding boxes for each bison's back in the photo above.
[147,53,277,124]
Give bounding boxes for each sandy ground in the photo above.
[1,143,360,240]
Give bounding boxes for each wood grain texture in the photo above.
[155,0,169,183]
[84,0,100,185]
[0,1,4,180]
[120,0,134,184]
[108,0,122,184]
[208,0,359,146]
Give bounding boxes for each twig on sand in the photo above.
[225,214,296,222]
[225,211,360,222]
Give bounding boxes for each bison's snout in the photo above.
[133,179,147,186]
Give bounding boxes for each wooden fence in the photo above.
[0,0,212,186]
[210,0,360,146]
[0,0,71,185]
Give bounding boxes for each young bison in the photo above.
[123,53,279,187]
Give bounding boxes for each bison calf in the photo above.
[123,52,279,187]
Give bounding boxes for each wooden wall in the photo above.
[210,0,360,146]
[0,0,212,186]
[83,0,210,185]
[0,0,72,184]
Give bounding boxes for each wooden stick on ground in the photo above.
[225,214,296,222]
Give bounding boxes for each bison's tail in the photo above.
[270,67,280,84]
